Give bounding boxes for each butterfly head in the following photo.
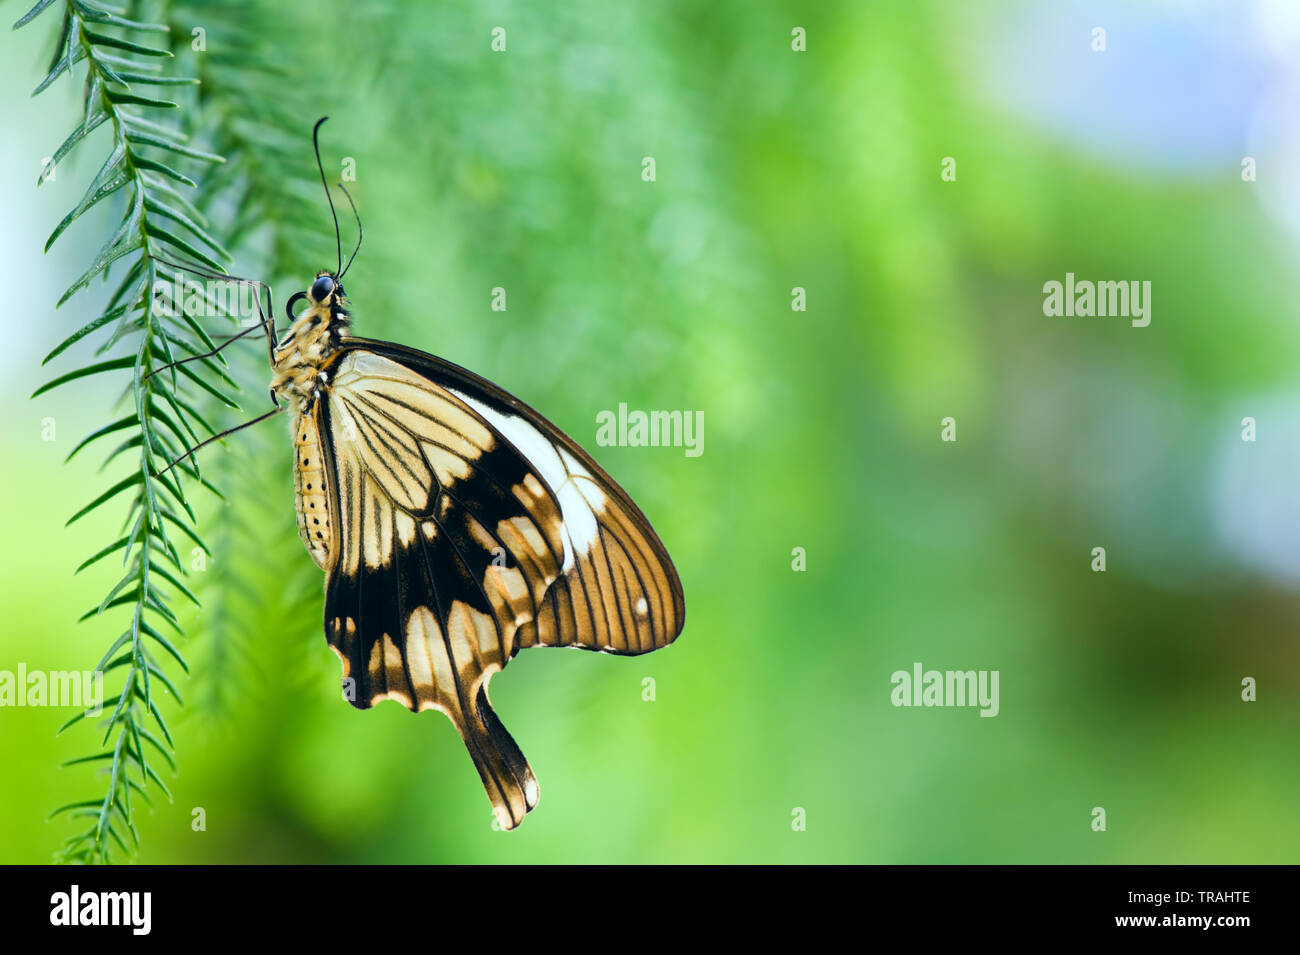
[310,271,344,308]
[280,271,351,353]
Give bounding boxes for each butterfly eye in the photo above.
[310,275,335,303]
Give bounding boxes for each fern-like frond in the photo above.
[18,0,233,865]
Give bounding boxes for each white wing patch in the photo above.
[449,388,604,572]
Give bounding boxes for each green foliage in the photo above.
[18,0,234,863]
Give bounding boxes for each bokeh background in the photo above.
[2,0,1298,863]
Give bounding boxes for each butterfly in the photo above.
[163,119,685,829]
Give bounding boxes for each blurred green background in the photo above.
[2,0,1298,863]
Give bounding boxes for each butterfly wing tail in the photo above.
[462,683,539,830]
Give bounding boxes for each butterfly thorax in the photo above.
[270,299,351,412]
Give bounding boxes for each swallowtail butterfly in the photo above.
[167,119,685,829]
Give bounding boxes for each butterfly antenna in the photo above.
[313,116,343,276]
[337,182,363,279]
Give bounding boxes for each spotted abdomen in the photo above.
[293,411,333,570]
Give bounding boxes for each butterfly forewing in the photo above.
[321,340,685,658]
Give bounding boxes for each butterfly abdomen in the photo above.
[293,410,334,570]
